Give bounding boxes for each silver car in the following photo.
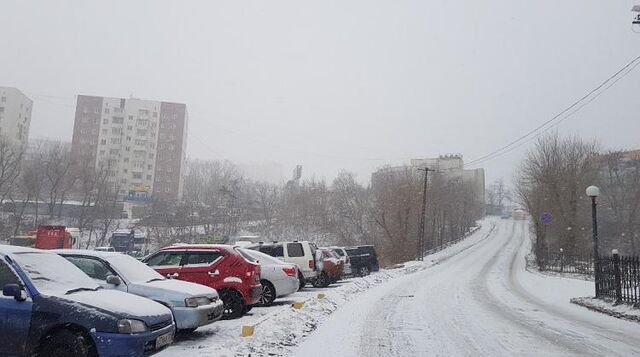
[56,249,224,332]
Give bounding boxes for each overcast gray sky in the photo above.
[1,0,639,185]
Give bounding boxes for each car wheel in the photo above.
[359,266,370,277]
[41,329,94,357]
[220,289,245,319]
[298,272,306,290]
[312,273,327,288]
[243,304,253,313]
[259,280,277,305]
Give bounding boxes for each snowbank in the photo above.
[570,297,640,323]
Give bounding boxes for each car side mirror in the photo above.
[106,275,122,286]
[3,284,26,302]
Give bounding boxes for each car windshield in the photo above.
[11,252,100,296]
[241,248,285,265]
[106,254,164,283]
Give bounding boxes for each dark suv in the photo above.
[344,245,380,276]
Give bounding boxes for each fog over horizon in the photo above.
[2,0,639,186]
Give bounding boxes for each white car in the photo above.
[239,248,299,305]
[248,241,318,289]
[55,249,224,332]
[329,246,352,276]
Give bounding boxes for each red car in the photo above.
[144,244,262,319]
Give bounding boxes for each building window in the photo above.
[133,172,143,179]
[147,164,153,170]
[104,108,110,114]
[1,96,5,103]
[112,117,124,124]
[111,138,121,144]
[128,115,133,120]
[149,153,154,159]
[103,118,108,124]
[100,139,106,145]
[109,149,120,156]
[146,174,152,180]
[136,129,147,136]
[112,127,122,135]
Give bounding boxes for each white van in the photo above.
[247,241,318,289]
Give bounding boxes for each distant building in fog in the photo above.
[70,95,188,202]
[371,154,485,203]
[0,87,32,150]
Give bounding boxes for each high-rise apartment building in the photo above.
[0,87,33,150]
[71,95,188,202]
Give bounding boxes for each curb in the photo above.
[570,297,640,323]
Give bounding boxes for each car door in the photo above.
[63,255,126,292]
[0,259,33,356]
[178,250,225,288]
[145,251,186,279]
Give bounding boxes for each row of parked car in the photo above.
[0,241,379,356]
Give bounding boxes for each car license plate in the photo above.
[155,332,173,349]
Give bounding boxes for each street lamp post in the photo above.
[586,185,600,297]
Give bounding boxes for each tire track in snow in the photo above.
[503,221,640,356]
[472,220,595,356]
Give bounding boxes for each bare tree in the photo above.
[41,141,75,219]
[515,132,600,255]
[254,181,280,238]
[598,150,640,254]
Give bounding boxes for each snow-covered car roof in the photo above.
[52,249,124,258]
[0,244,41,255]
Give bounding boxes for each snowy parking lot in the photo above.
[158,219,640,357]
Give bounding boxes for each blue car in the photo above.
[0,245,175,356]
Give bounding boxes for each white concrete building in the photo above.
[0,87,33,150]
[71,95,188,202]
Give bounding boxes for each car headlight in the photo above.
[185,296,212,307]
[117,319,148,334]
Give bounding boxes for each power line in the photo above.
[465,54,640,167]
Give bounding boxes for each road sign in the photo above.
[540,212,553,225]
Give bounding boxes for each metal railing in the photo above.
[597,253,640,306]
[539,249,594,275]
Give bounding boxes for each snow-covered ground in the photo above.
[158,219,639,356]
[295,219,640,357]
[157,220,496,357]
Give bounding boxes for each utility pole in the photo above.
[417,167,436,261]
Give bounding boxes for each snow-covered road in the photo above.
[295,219,640,357]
